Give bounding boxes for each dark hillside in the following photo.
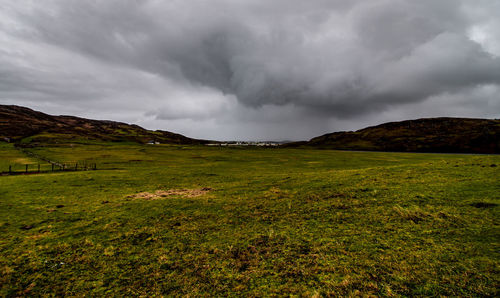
[0,105,208,145]
[306,118,500,154]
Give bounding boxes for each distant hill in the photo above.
[292,118,500,154]
[0,105,209,145]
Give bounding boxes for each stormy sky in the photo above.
[1,1,499,141]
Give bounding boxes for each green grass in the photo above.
[0,143,41,172]
[0,142,499,296]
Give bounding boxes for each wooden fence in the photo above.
[1,162,97,175]
[1,146,97,176]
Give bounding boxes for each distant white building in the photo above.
[205,141,279,147]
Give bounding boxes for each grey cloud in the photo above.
[0,0,499,140]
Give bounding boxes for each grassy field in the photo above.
[0,142,499,296]
[0,143,41,173]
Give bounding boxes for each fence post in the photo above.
[38,164,40,172]
[75,163,78,171]
[9,165,11,174]
[25,164,28,173]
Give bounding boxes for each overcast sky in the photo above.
[1,0,499,141]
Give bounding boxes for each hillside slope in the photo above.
[305,118,500,154]
[0,105,208,144]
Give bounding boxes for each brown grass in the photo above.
[127,188,212,200]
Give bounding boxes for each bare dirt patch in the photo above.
[127,188,212,200]
[470,202,497,208]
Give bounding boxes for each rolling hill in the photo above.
[0,105,209,145]
[299,118,500,154]
[2,105,499,153]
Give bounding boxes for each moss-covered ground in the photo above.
[0,142,499,296]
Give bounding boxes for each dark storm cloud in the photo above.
[0,0,499,140]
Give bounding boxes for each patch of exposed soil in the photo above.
[127,188,212,200]
[470,202,497,208]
